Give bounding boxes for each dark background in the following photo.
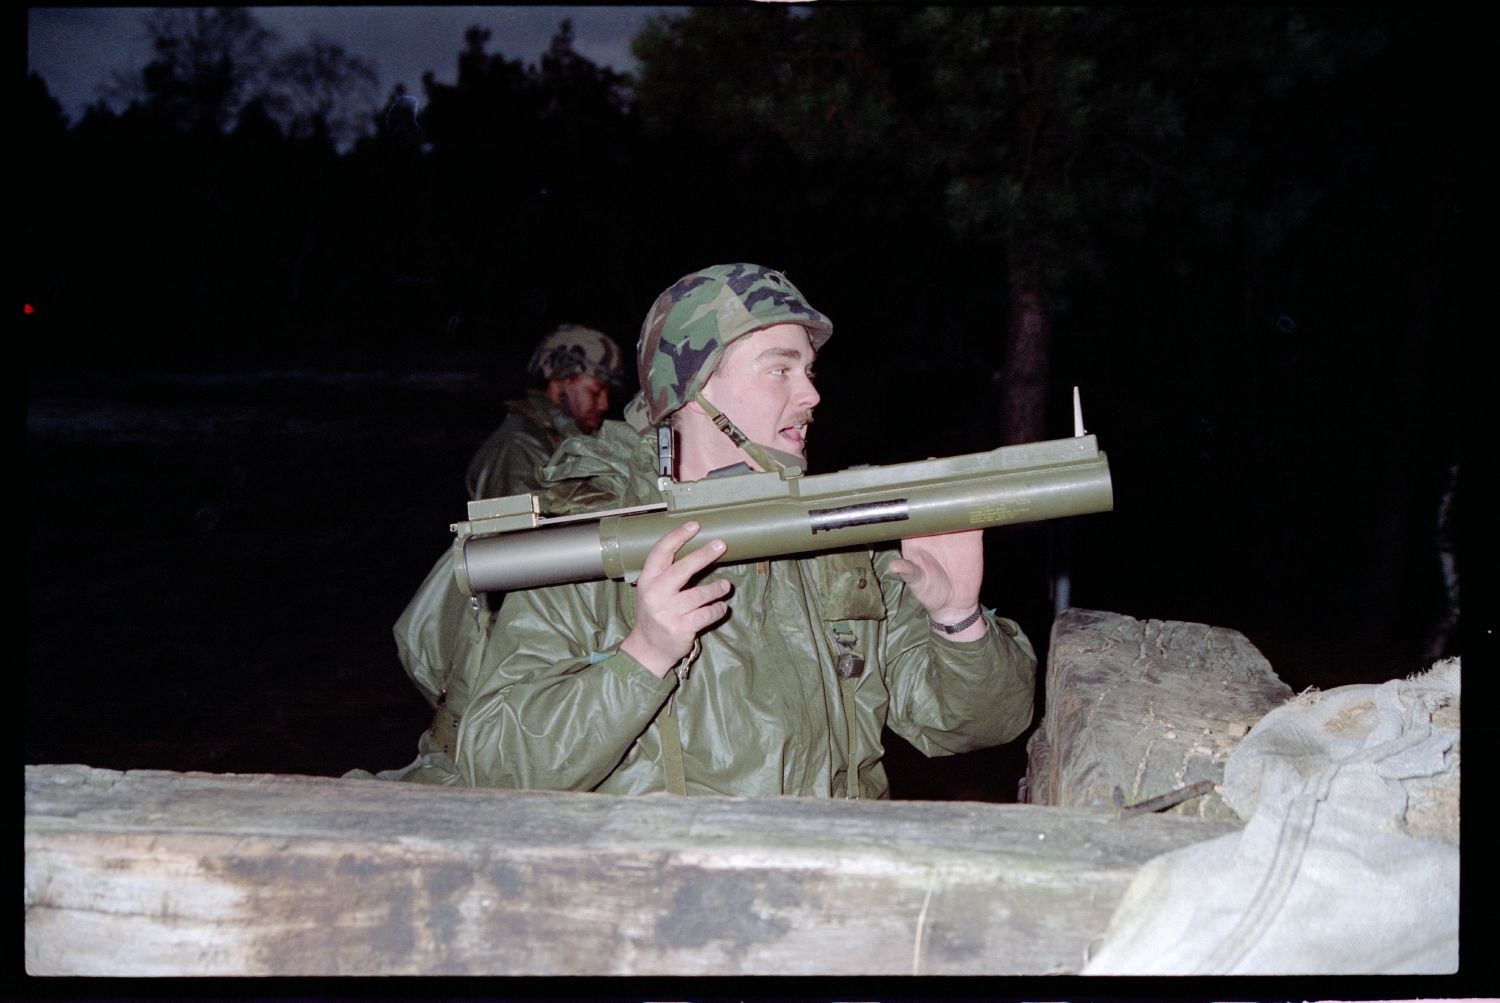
[24,7,1478,801]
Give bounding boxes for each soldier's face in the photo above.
[702,323,820,461]
[552,373,611,433]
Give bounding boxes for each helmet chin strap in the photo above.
[692,391,805,473]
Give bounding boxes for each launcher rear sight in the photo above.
[450,427,1114,596]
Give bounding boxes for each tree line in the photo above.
[25,6,1461,454]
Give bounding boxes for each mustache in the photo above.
[784,411,815,427]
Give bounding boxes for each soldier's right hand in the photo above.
[619,521,731,677]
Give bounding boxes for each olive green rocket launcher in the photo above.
[451,426,1113,595]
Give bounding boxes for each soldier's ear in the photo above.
[543,379,568,407]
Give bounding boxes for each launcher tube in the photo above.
[456,434,1112,594]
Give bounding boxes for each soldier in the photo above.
[378,325,626,782]
[426,263,1037,797]
[465,324,626,501]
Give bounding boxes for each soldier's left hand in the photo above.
[890,529,985,634]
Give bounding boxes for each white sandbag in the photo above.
[1082,658,1459,974]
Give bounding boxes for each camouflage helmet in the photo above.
[630,263,833,427]
[527,324,626,388]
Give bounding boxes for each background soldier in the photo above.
[375,324,626,782]
[465,324,626,501]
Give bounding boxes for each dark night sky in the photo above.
[27,5,676,124]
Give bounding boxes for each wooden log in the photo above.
[25,764,1238,976]
[1026,608,1295,819]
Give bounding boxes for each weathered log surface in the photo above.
[25,763,1237,976]
[1026,608,1295,819]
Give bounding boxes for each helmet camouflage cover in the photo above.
[631,263,833,427]
[528,324,626,387]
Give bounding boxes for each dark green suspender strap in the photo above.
[659,699,687,795]
[648,553,691,797]
[819,549,884,801]
[831,620,866,799]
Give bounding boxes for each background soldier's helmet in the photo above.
[527,324,626,388]
[630,263,834,427]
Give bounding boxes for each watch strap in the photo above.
[929,605,984,634]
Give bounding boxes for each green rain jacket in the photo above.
[451,420,1037,798]
[465,389,582,501]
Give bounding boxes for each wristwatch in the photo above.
[929,605,984,634]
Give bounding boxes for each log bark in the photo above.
[26,763,1237,976]
[1026,608,1295,819]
